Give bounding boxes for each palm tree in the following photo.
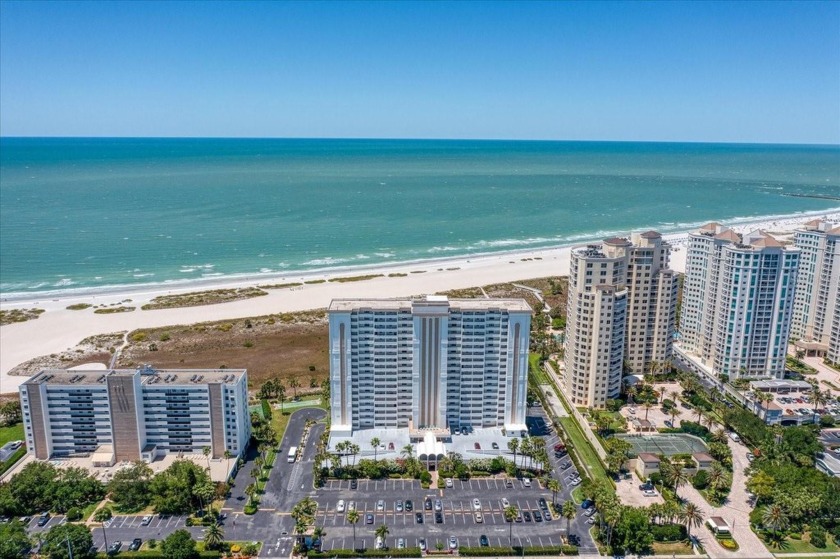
[520,437,533,471]
[290,378,300,400]
[504,505,519,543]
[664,462,690,500]
[811,385,827,423]
[547,479,560,506]
[204,523,225,550]
[626,385,637,405]
[762,504,789,535]
[223,450,233,474]
[347,509,360,550]
[203,446,211,470]
[562,501,576,537]
[508,437,520,469]
[680,501,704,540]
[669,407,679,426]
[601,500,622,547]
[278,383,286,412]
[703,415,716,432]
[371,437,381,462]
[244,483,257,506]
[94,506,112,551]
[350,443,360,467]
[401,444,414,460]
[643,401,653,421]
[374,524,390,548]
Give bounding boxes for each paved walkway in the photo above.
[541,361,569,417]
[680,437,771,559]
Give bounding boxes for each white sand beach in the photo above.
[1,211,838,393]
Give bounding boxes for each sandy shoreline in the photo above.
[1,209,838,392]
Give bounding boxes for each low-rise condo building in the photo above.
[791,219,840,366]
[19,367,250,472]
[679,223,800,380]
[328,296,531,438]
[564,232,677,407]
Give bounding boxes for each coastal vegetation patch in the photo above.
[304,279,326,284]
[387,272,407,277]
[0,308,45,326]
[258,282,303,289]
[117,309,329,388]
[93,306,136,314]
[410,270,426,273]
[7,331,125,378]
[66,303,93,311]
[329,274,384,283]
[141,287,267,310]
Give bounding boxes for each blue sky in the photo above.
[1,1,838,143]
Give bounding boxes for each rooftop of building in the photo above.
[637,452,661,463]
[329,295,532,313]
[692,452,714,462]
[24,367,246,387]
[797,219,838,234]
[694,224,793,251]
[750,379,813,390]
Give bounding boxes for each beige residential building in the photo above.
[19,367,250,467]
[791,219,840,365]
[679,223,800,379]
[564,232,677,408]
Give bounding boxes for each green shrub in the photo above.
[788,532,801,540]
[810,526,827,548]
[692,469,709,489]
[159,332,171,341]
[261,399,272,419]
[65,507,82,521]
[560,545,579,555]
[307,549,420,558]
[243,504,257,515]
[651,523,687,542]
[131,331,148,342]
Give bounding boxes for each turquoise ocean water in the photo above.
[1,138,838,297]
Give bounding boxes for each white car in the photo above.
[418,539,426,552]
[474,512,483,523]
[728,432,741,442]
[523,478,532,487]
[336,500,346,513]
[348,501,356,511]
[445,478,453,488]
[376,500,385,511]
[375,537,384,550]
[643,489,658,497]
[501,498,510,507]
[473,498,481,511]
[397,538,405,549]
[449,537,458,549]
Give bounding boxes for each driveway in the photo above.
[679,437,770,558]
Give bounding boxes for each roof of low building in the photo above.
[637,452,661,463]
[692,452,714,462]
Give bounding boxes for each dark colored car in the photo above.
[479,535,489,547]
[108,542,122,555]
[435,512,443,524]
[415,512,423,524]
[424,499,432,510]
[538,498,547,509]
[581,499,593,509]
[350,479,358,489]
[568,535,580,546]
[534,510,543,522]
[405,500,413,512]
[37,513,50,527]
[366,513,374,524]
[129,538,142,551]
[523,511,532,522]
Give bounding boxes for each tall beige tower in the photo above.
[792,219,840,366]
[564,232,677,408]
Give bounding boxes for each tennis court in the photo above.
[612,433,709,456]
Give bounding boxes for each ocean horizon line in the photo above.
[2,136,839,148]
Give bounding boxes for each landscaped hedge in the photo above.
[308,548,420,558]
[261,398,272,419]
[459,546,577,556]
[651,523,687,542]
[96,552,220,559]
[0,447,26,476]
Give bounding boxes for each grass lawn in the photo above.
[558,415,610,485]
[0,423,24,446]
[652,541,694,555]
[80,501,102,522]
[529,353,550,385]
[769,534,840,554]
[571,486,583,504]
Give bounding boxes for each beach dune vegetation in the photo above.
[141,287,267,310]
[0,308,45,325]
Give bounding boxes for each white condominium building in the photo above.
[679,223,800,379]
[564,232,677,408]
[792,219,840,365]
[19,367,250,465]
[328,296,532,436]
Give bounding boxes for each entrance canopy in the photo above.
[416,432,446,461]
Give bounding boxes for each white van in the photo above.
[728,432,741,443]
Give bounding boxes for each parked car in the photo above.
[445,478,453,488]
[108,542,122,555]
[366,513,374,524]
[523,511,532,522]
[415,512,424,524]
[434,499,442,512]
[425,499,432,510]
[405,500,413,511]
[538,498,548,509]
[37,513,50,527]
[336,500,346,513]
[501,498,510,507]
[584,508,597,518]
[350,479,357,489]
[375,537,385,550]
[474,512,483,523]
[534,510,543,522]
[141,515,153,526]
[435,512,443,524]
[581,499,593,509]
[643,489,658,497]
[479,535,489,547]
[473,498,481,511]
[376,500,385,511]
[396,500,403,512]
[728,432,741,442]
[129,539,142,552]
[523,478,531,487]
[397,538,405,549]
[419,538,426,551]
[491,442,499,450]
[448,537,458,549]
[348,501,356,511]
